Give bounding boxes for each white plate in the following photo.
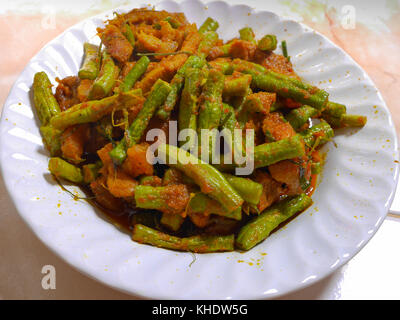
[0,0,398,299]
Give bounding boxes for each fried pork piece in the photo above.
[208,39,257,61]
[246,92,276,114]
[97,143,114,168]
[96,143,139,199]
[253,50,298,78]
[106,167,138,198]
[136,31,179,54]
[97,24,133,63]
[134,24,201,93]
[120,8,188,27]
[54,76,80,111]
[140,176,162,187]
[261,112,310,195]
[252,170,283,212]
[122,143,154,178]
[262,112,296,142]
[77,79,94,102]
[90,176,125,212]
[160,184,190,215]
[188,211,210,228]
[60,124,90,164]
[228,39,257,60]
[269,156,312,196]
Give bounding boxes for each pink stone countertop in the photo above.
[0,0,399,300]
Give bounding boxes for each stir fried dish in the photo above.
[32,8,367,253]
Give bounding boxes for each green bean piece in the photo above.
[186,193,242,221]
[209,60,234,75]
[134,185,187,215]
[300,121,334,148]
[122,23,135,47]
[88,51,120,100]
[132,224,234,253]
[40,125,62,156]
[281,40,290,61]
[50,89,143,130]
[82,161,102,184]
[119,56,150,92]
[286,105,318,130]
[33,72,61,126]
[339,114,367,128]
[165,16,180,29]
[223,74,252,97]
[160,213,184,232]
[78,43,100,80]
[239,27,256,43]
[254,134,306,169]
[220,103,246,166]
[199,17,219,34]
[162,168,197,187]
[178,68,203,148]
[48,157,83,184]
[198,69,225,158]
[236,194,313,250]
[320,101,346,127]
[258,35,277,51]
[110,80,171,165]
[232,59,329,110]
[157,144,244,213]
[222,173,263,205]
[198,31,219,58]
[156,55,206,120]
[240,91,271,114]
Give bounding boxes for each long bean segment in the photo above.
[198,31,219,58]
[33,72,62,155]
[110,79,171,165]
[186,193,242,221]
[50,89,143,130]
[33,72,61,125]
[239,27,256,43]
[157,144,244,213]
[199,17,219,34]
[160,213,184,232]
[223,74,252,97]
[198,69,225,157]
[48,157,83,183]
[78,43,100,80]
[320,101,346,127]
[286,105,318,130]
[122,22,135,47]
[236,194,313,250]
[132,224,234,253]
[258,35,277,51]
[134,185,189,215]
[254,134,306,169]
[232,59,329,110]
[222,173,263,205]
[119,56,150,92]
[300,121,334,148]
[88,51,120,100]
[339,114,367,128]
[40,126,62,156]
[178,68,202,148]
[156,55,206,120]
